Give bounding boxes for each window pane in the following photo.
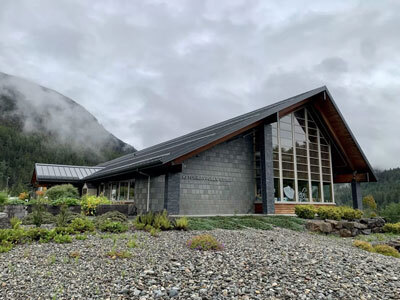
[273,160,279,169]
[310,150,318,158]
[321,145,329,153]
[321,152,329,160]
[311,166,319,173]
[280,130,293,139]
[323,174,331,182]
[321,159,330,167]
[309,142,318,151]
[297,164,308,172]
[274,178,281,202]
[310,158,319,166]
[282,161,294,170]
[111,183,118,201]
[296,156,307,164]
[323,183,332,202]
[119,182,128,201]
[297,171,308,180]
[282,179,295,202]
[274,169,279,177]
[282,154,294,162]
[282,170,295,178]
[311,173,320,181]
[280,115,292,124]
[129,181,135,200]
[298,180,309,202]
[308,128,317,136]
[280,122,292,131]
[312,181,321,202]
[294,109,304,119]
[273,152,279,160]
[322,167,331,175]
[296,148,307,156]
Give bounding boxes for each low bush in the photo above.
[373,244,400,258]
[95,211,128,225]
[99,221,129,233]
[80,195,111,215]
[10,217,22,230]
[53,234,72,244]
[340,206,363,220]
[6,198,27,205]
[127,239,137,249]
[353,240,375,252]
[150,227,160,237]
[153,210,172,230]
[380,203,400,223]
[22,211,56,226]
[174,217,189,230]
[135,210,173,231]
[54,226,76,235]
[0,228,28,244]
[317,206,342,220]
[295,205,317,219]
[26,228,51,241]
[45,184,79,201]
[382,223,400,234]
[0,191,8,206]
[69,217,95,233]
[0,241,13,253]
[50,197,80,207]
[75,234,88,241]
[55,205,81,227]
[187,234,224,251]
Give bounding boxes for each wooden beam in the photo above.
[279,98,312,117]
[334,173,369,183]
[173,120,265,164]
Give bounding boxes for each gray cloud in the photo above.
[0,0,399,169]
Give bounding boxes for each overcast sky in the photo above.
[0,0,399,170]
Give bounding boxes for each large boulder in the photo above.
[339,229,353,237]
[306,220,333,233]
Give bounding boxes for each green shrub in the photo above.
[69,217,95,233]
[340,206,363,220]
[383,223,400,234]
[317,206,342,220]
[0,191,8,206]
[6,198,26,205]
[0,228,29,244]
[187,234,224,251]
[95,211,128,226]
[373,244,400,258]
[99,221,129,233]
[134,210,173,231]
[26,228,51,241]
[22,211,55,226]
[107,249,132,259]
[353,240,375,252]
[56,205,81,227]
[174,217,189,230]
[53,234,72,244]
[380,203,400,223]
[51,197,80,207]
[54,226,76,235]
[127,239,137,248]
[295,205,317,219]
[45,184,79,201]
[0,241,13,253]
[150,227,160,237]
[153,210,172,230]
[10,217,22,229]
[144,224,154,232]
[75,234,88,241]
[80,195,111,215]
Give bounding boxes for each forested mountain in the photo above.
[0,72,135,195]
[335,168,400,210]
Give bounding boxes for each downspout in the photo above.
[139,171,151,212]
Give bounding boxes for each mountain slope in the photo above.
[335,168,400,209]
[0,72,135,194]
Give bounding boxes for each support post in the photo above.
[260,124,275,214]
[351,179,363,210]
[164,172,181,215]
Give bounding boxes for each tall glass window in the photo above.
[273,108,334,203]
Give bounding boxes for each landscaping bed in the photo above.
[1,228,399,299]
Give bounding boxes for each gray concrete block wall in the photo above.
[135,175,165,214]
[180,134,255,215]
[164,172,181,215]
[261,124,275,214]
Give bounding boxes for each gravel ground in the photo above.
[0,228,399,300]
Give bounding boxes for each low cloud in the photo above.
[0,0,399,169]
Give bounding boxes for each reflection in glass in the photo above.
[282,179,295,202]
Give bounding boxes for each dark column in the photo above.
[351,179,363,210]
[260,124,275,214]
[164,172,181,215]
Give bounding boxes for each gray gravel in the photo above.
[0,228,399,299]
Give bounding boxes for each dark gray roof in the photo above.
[86,86,328,180]
[34,163,103,182]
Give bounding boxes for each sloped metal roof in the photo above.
[34,163,104,182]
[86,86,329,180]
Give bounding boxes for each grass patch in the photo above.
[187,216,305,231]
[355,233,399,243]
